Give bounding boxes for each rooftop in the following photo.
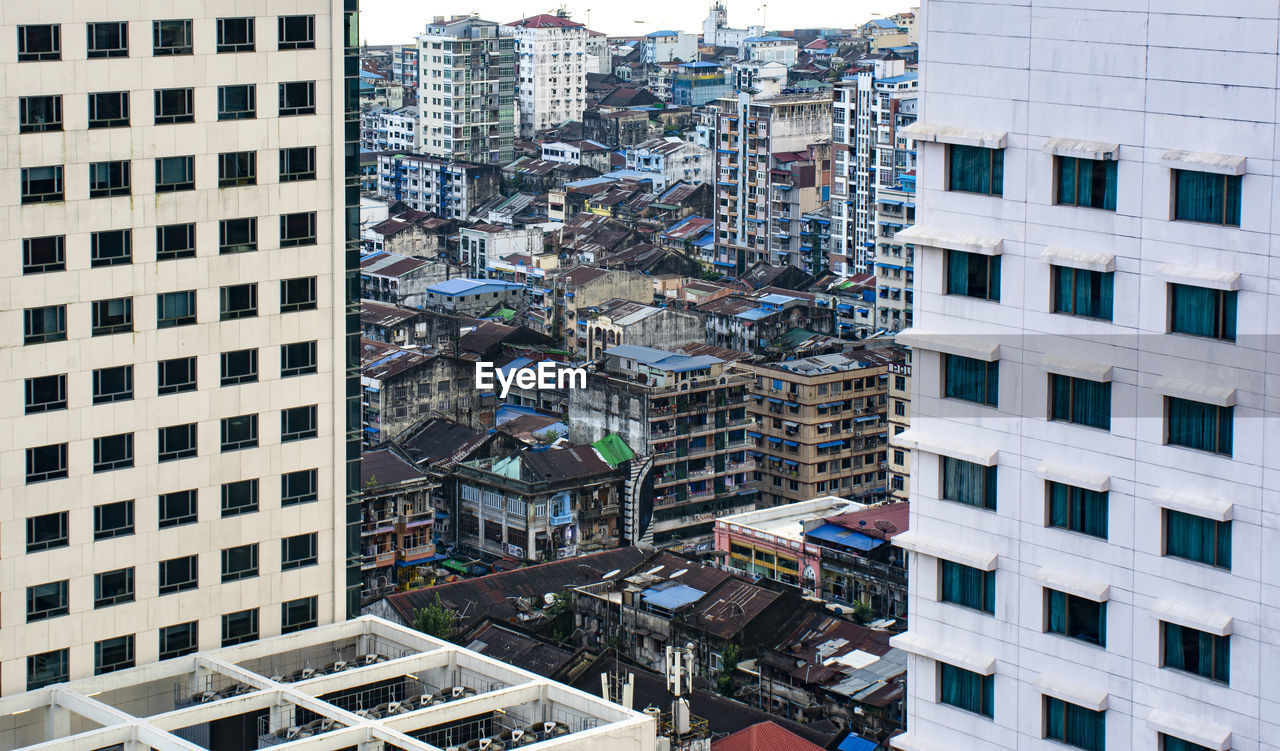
[718,496,867,543]
[0,616,651,751]
[507,13,585,28]
[712,721,826,751]
[425,278,525,297]
[758,346,906,376]
[604,344,723,373]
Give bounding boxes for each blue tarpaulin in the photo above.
[806,523,880,551]
[641,584,705,610]
[838,734,878,751]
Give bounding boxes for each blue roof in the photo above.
[806,523,881,552]
[759,293,800,306]
[679,61,721,69]
[734,308,773,321]
[497,357,533,376]
[641,583,706,610]
[745,36,794,43]
[869,18,900,28]
[425,278,525,297]
[645,30,679,37]
[359,69,385,79]
[606,344,723,373]
[838,734,878,751]
[879,72,918,84]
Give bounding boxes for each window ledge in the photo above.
[1041,246,1114,273]
[1152,598,1233,636]
[1153,487,1232,521]
[892,428,998,466]
[1035,567,1110,601]
[902,122,1007,149]
[891,529,997,571]
[1154,375,1235,407]
[1156,262,1241,291]
[895,329,999,362]
[1035,461,1110,493]
[1145,708,1232,751]
[1039,353,1113,382]
[1035,673,1108,712]
[1043,137,1119,161]
[1161,149,1246,176]
[890,631,995,675]
[895,225,1002,255]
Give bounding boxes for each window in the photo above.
[88,91,130,128]
[18,24,60,61]
[1044,696,1105,751]
[222,479,259,517]
[279,80,316,116]
[1055,156,1117,210]
[220,284,258,320]
[91,365,133,404]
[216,17,255,52]
[280,277,317,312]
[281,405,318,442]
[221,544,259,582]
[1173,169,1241,226]
[281,341,318,377]
[159,490,198,528]
[943,354,998,407]
[93,432,134,472]
[282,469,319,506]
[938,663,993,718]
[940,560,994,614]
[155,155,194,191]
[87,21,128,58]
[158,423,198,462]
[1047,482,1108,539]
[1049,374,1111,430]
[1165,397,1232,456]
[219,218,257,253]
[21,165,63,203]
[94,500,134,540]
[156,223,196,260]
[25,374,67,414]
[1163,509,1230,569]
[948,144,1003,195]
[1162,621,1228,683]
[222,608,260,647]
[157,357,197,394]
[1161,734,1215,751]
[218,151,256,187]
[153,19,193,55]
[26,443,68,483]
[946,250,1000,301]
[217,84,256,120]
[27,512,68,552]
[221,349,258,385]
[278,15,316,49]
[92,297,133,336]
[159,622,199,660]
[27,649,69,691]
[94,568,134,608]
[1169,284,1235,341]
[89,161,131,198]
[153,88,194,124]
[19,95,62,132]
[1045,589,1105,646]
[156,290,197,328]
[941,456,996,510]
[221,414,259,452]
[281,596,318,634]
[91,229,132,266]
[280,212,317,247]
[1051,265,1113,320]
[22,235,65,273]
[282,533,318,570]
[27,580,69,622]
[95,635,135,675]
[280,147,317,181]
[158,555,198,595]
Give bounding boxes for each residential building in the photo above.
[540,265,654,348]
[748,348,905,507]
[421,278,526,316]
[540,139,612,172]
[696,291,832,355]
[769,143,833,272]
[375,152,501,219]
[453,442,629,562]
[702,2,763,51]
[418,16,516,164]
[712,92,833,275]
[508,13,588,139]
[360,105,419,152]
[581,299,704,359]
[459,223,544,276]
[360,300,427,347]
[715,495,864,594]
[0,615,656,750]
[643,30,699,64]
[359,447,436,601]
[672,62,732,107]
[360,250,461,307]
[891,4,1278,751]
[362,206,455,256]
[0,2,359,694]
[390,42,419,89]
[886,357,910,501]
[360,339,494,441]
[869,71,918,331]
[583,108,655,149]
[568,345,757,546]
[732,60,788,98]
[624,137,713,191]
[742,36,799,68]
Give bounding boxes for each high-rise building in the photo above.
[507,13,587,140]
[417,16,515,164]
[0,4,360,695]
[891,3,1276,751]
[868,71,918,332]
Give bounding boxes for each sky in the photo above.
[358,0,918,45]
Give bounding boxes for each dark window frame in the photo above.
[158,622,199,660]
[26,443,69,483]
[281,341,318,377]
[1044,588,1106,647]
[220,543,260,583]
[216,17,255,53]
[279,212,318,247]
[281,533,318,570]
[277,15,316,50]
[281,405,318,442]
[220,348,259,386]
[1172,169,1241,227]
[217,151,256,187]
[19,95,62,133]
[281,469,319,506]
[27,649,69,691]
[155,155,195,192]
[1163,509,1231,570]
[280,146,317,181]
[947,144,1004,196]
[1046,481,1109,540]
[158,423,198,462]
[90,229,132,266]
[22,235,65,274]
[218,217,258,253]
[25,374,67,414]
[221,479,260,517]
[153,88,194,124]
[152,19,193,56]
[156,223,196,260]
[1161,621,1229,684]
[91,297,133,336]
[93,499,135,540]
[88,91,130,128]
[21,165,64,204]
[93,568,135,608]
[158,556,199,595]
[945,249,1000,302]
[1165,396,1233,456]
[281,596,318,634]
[220,414,259,452]
[158,490,198,528]
[221,608,260,647]
[26,512,69,553]
[943,354,999,408]
[280,277,318,312]
[92,432,134,472]
[157,290,197,328]
[217,84,257,120]
[220,283,258,320]
[89,160,131,198]
[92,365,134,404]
[1048,373,1112,431]
[27,580,69,622]
[87,21,129,58]
[157,357,197,394]
[17,24,61,62]
[278,80,317,116]
[94,634,136,675]
[1054,155,1117,211]
[1169,283,1236,342]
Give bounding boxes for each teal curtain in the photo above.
[991,148,1004,194]
[1054,267,1114,319]
[1047,589,1067,634]
[1162,735,1213,751]
[942,561,993,613]
[1046,697,1105,751]
[1061,158,1118,210]
[950,145,1002,195]
[1165,509,1231,569]
[1167,397,1233,455]
[948,251,1000,300]
[1170,284,1235,339]
[1100,160,1117,209]
[1050,375,1111,430]
[1162,622,1229,683]
[940,663,993,717]
[1175,170,1241,225]
[943,457,996,510]
[1058,157,1076,205]
[1048,482,1109,538]
[946,356,998,406]
[946,249,970,296]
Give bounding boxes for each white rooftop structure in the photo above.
[0,616,654,751]
[718,495,865,542]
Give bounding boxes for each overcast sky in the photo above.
[358,0,918,45]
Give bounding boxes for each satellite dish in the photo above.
[668,568,688,579]
[544,592,558,606]
[874,520,897,534]
[603,569,621,579]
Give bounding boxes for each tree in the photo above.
[716,643,740,695]
[540,591,574,643]
[851,601,873,625]
[412,593,459,641]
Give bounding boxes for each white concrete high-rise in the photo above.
[507,13,587,140]
[0,2,360,696]
[892,3,1280,751]
[418,16,516,164]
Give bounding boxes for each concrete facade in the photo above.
[417,16,516,165]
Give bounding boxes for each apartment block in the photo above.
[748,348,904,508]
[886,356,911,501]
[712,92,832,275]
[891,3,1280,750]
[0,2,360,696]
[568,345,757,546]
[374,152,501,219]
[507,13,587,139]
[359,448,436,602]
[417,16,515,165]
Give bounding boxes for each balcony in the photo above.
[399,543,436,563]
[549,512,574,526]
